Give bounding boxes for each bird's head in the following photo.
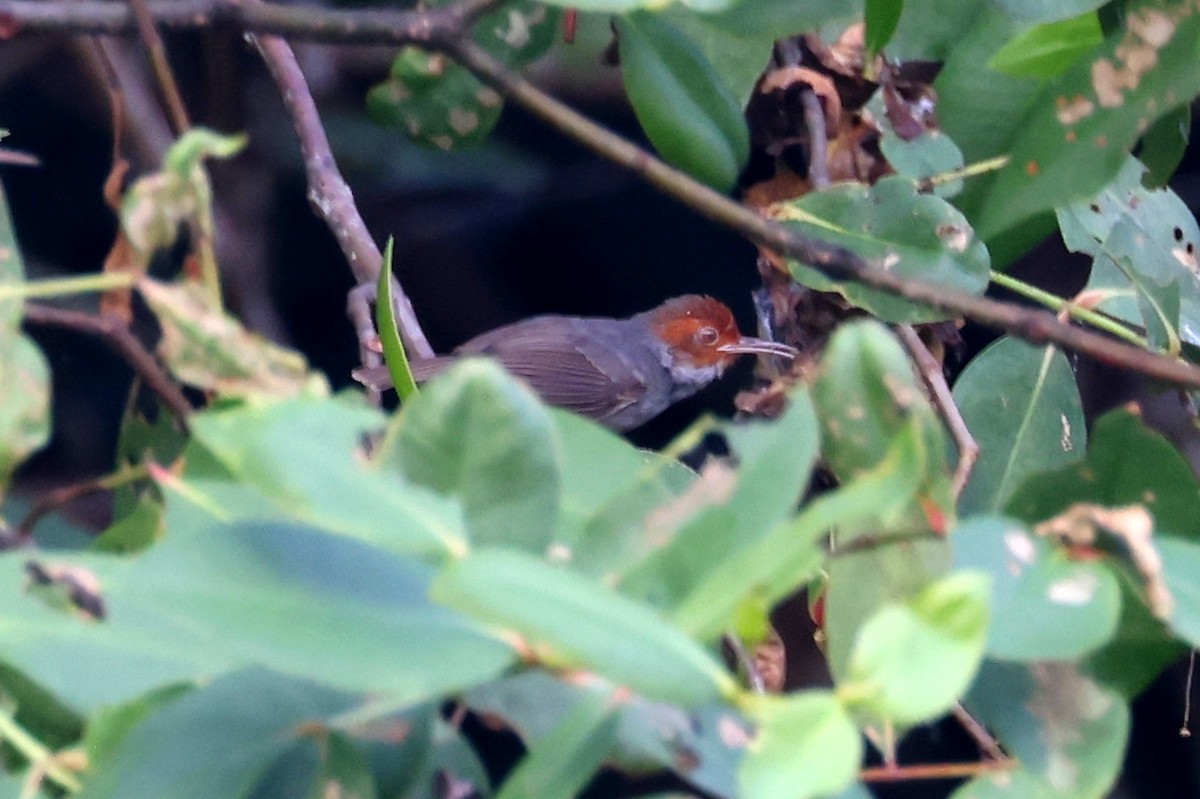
[648,295,797,373]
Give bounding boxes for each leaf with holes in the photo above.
[369,0,558,149]
[976,3,1200,241]
[1058,155,1200,348]
[953,517,1120,660]
[138,279,329,399]
[952,336,1086,515]
[774,177,990,322]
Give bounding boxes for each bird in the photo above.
[353,295,797,431]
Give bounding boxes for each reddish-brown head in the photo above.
[648,295,797,369]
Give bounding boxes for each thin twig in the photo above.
[444,37,1200,391]
[22,302,193,425]
[861,758,1017,783]
[14,464,149,543]
[125,0,189,135]
[951,702,1006,761]
[723,632,766,693]
[249,31,434,361]
[800,89,829,189]
[895,324,978,497]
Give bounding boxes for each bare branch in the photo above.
[126,0,190,135]
[250,32,434,360]
[22,302,194,425]
[0,0,447,44]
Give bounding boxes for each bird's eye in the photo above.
[696,326,720,346]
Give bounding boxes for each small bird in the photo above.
[354,295,797,431]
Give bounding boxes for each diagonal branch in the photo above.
[443,37,1200,391]
[251,32,434,360]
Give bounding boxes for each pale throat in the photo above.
[654,341,725,391]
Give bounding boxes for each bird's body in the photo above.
[355,296,795,431]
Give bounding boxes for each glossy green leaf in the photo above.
[990,0,1110,23]
[738,692,862,799]
[887,0,989,61]
[988,12,1104,78]
[0,513,514,712]
[1006,409,1200,544]
[617,12,749,190]
[842,572,989,725]
[1058,155,1200,348]
[977,3,1200,241]
[139,278,330,399]
[865,0,903,54]
[186,396,468,559]
[494,687,618,799]
[953,336,1086,515]
[675,0,857,38]
[616,393,819,609]
[1138,102,1191,187]
[659,7,775,109]
[379,359,559,552]
[777,177,991,322]
[960,660,1129,798]
[81,669,360,799]
[953,517,1120,659]
[431,548,736,706]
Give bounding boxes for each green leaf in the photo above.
[887,0,989,61]
[865,0,904,54]
[81,669,360,799]
[658,7,775,109]
[1006,409,1200,545]
[616,393,819,609]
[738,692,862,799]
[1138,102,1191,187]
[842,572,989,725]
[1,514,514,712]
[988,12,1104,78]
[378,359,560,552]
[1157,537,1200,648]
[431,548,736,706]
[551,408,696,565]
[616,12,750,190]
[667,0,856,38]
[1057,155,1200,348]
[465,672,744,796]
[0,334,50,499]
[959,660,1129,798]
[976,3,1200,241]
[953,517,1120,659]
[139,278,330,399]
[777,177,991,322]
[672,419,928,640]
[0,179,24,330]
[1086,572,1184,698]
[880,129,966,198]
[990,0,1110,23]
[494,687,619,799]
[375,238,417,401]
[185,395,468,559]
[952,336,1086,515]
[369,1,559,149]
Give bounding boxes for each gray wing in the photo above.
[457,317,645,422]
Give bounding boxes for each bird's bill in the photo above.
[719,337,799,359]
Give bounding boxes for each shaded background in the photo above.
[4,19,1200,798]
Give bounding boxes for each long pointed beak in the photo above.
[719,337,799,359]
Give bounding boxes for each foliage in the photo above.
[2,0,1200,797]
